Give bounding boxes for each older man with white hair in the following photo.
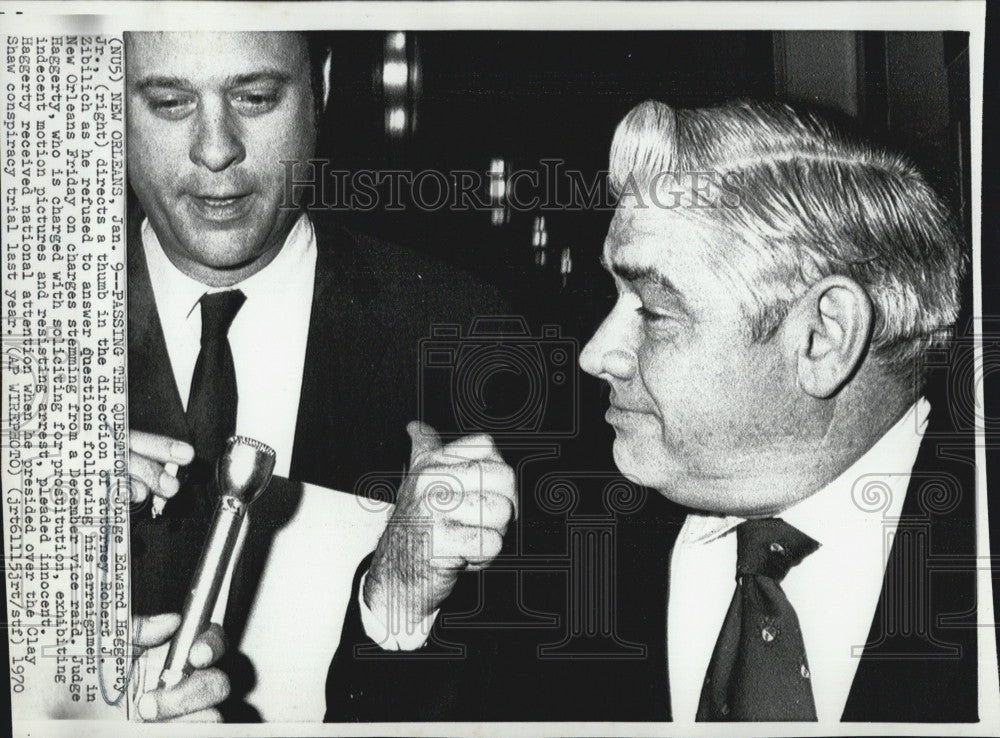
[326,98,981,723]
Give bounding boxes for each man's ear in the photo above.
[785,275,874,399]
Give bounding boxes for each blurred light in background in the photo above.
[560,245,573,287]
[531,216,548,248]
[489,157,509,226]
[382,32,421,138]
[382,60,408,90]
[532,215,548,266]
[387,107,407,134]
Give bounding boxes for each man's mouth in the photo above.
[606,404,645,425]
[189,193,253,222]
[606,391,655,427]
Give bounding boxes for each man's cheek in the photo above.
[258,164,287,196]
[638,351,688,406]
[257,111,311,154]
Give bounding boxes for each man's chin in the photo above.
[177,226,266,266]
[610,439,675,491]
[157,228,277,285]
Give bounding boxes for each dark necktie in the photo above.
[696,517,821,721]
[186,290,246,467]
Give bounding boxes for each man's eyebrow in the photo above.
[132,75,193,92]
[605,258,684,297]
[131,70,294,92]
[223,71,295,87]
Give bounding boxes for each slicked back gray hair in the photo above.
[609,99,966,376]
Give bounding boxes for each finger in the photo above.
[428,444,502,467]
[406,421,442,466]
[447,490,516,532]
[417,463,517,521]
[129,477,150,506]
[166,708,223,723]
[137,668,230,722]
[427,523,504,567]
[427,526,504,571]
[128,451,160,491]
[435,434,503,464]
[132,613,181,650]
[129,452,180,501]
[189,623,226,669]
[130,430,195,466]
[462,528,505,569]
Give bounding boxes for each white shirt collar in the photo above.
[140,212,314,315]
[679,398,931,545]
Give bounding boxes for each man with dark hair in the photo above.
[124,31,513,721]
[327,98,982,722]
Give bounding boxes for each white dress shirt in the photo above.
[668,398,930,722]
[144,216,430,645]
[140,213,317,479]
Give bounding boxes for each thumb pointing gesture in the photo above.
[406,420,442,468]
[365,421,516,630]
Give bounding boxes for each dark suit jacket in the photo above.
[325,399,979,723]
[128,209,506,621]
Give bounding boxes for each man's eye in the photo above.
[146,94,196,119]
[636,305,670,323]
[231,90,281,115]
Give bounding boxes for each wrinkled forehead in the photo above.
[604,202,728,267]
[603,202,755,323]
[125,32,309,83]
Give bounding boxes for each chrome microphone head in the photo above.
[159,435,276,690]
[215,436,276,505]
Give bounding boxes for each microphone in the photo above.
[157,435,276,689]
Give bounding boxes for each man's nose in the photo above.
[579,310,638,381]
[190,102,245,172]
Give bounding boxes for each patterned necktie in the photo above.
[696,517,821,721]
[186,290,246,468]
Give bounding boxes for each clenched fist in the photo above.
[363,421,517,632]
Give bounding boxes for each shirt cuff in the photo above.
[358,571,438,651]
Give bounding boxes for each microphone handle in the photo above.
[158,496,246,689]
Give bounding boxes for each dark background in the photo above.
[320,30,970,277]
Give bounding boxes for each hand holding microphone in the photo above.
[157,436,275,689]
[133,613,229,722]
[363,422,518,630]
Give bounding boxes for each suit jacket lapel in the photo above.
[127,213,189,444]
[630,500,682,720]
[608,496,683,719]
[288,216,383,491]
[842,405,977,721]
